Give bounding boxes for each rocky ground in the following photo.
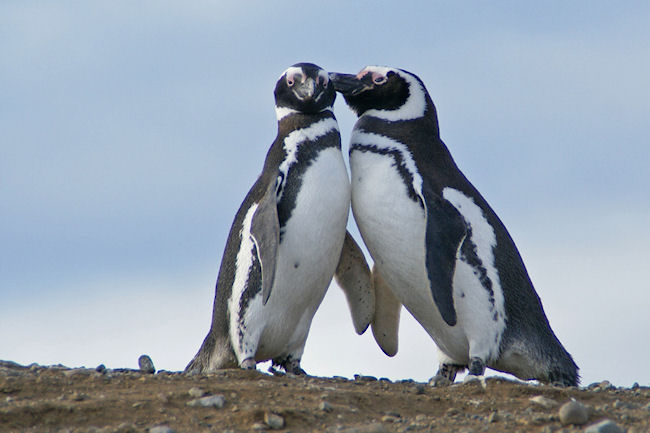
[1,359,648,433]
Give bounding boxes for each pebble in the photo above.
[252,422,267,431]
[264,412,285,429]
[138,355,155,374]
[188,387,206,398]
[353,374,377,382]
[530,395,559,409]
[381,415,399,423]
[487,411,499,423]
[559,400,589,425]
[445,408,460,417]
[319,401,333,412]
[583,419,624,433]
[186,394,226,408]
[339,423,389,433]
[149,426,176,433]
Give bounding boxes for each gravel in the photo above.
[559,400,589,425]
[529,395,559,409]
[584,419,625,433]
[138,355,155,374]
[264,412,285,429]
[186,394,226,408]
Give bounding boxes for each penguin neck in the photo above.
[276,108,335,138]
[357,101,458,168]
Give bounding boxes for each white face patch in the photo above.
[281,66,304,84]
[351,130,424,196]
[359,66,427,122]
[277,117,339,199]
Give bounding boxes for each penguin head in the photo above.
[274,63,336,119]
[330,66,429,121]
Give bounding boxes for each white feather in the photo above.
[360,66,427,122]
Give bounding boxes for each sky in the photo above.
[1,1,649,387]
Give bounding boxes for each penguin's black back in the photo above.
[353,98,578,385]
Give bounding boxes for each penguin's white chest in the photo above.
[350,148,506,363]
[238,147,350,361]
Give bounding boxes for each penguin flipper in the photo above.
[334,231,374,334]
[371,265,401,356]
[421,184,467,327]
[250,179,280,305]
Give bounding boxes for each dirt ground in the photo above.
[0,360,647,433]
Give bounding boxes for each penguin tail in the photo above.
[184,331,238,374]
[545,351,580,386]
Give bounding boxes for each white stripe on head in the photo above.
[360,66,427,122]
[275,106,299,120]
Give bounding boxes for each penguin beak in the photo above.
[293,77,317,101]
[329,73,368,96]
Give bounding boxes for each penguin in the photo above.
[185,63,374,375]
[330,66,579,386]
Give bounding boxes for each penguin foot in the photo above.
[240,358,256,370]
[272,356,306,376]
[429,363,465,387]
[468,357,486,376]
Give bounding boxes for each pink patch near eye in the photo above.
[372,72,386,83]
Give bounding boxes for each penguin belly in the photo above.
[350,150,466,360]
[237,148,351,363]
[351,151,506,364]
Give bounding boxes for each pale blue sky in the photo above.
[1,1,649,386]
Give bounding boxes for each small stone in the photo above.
[414,384,426,394]
[559,400,589,425]
[186,394,226,408]
[188,387,206,398]
[415,414,426,422]
[428,375,451,387]
[530,395,559,409]
[71,392,88,401]
[319,401,333,412]
[340,423,389,433]
[251,423,267,431]
[149,426,175,433]
[138,355,155,374]
[539,426,558,433]
[381,415,399,423]
[583,419,624,433]
[612,399,626,409]
[264,412,285,429]
[353,374,377,382]
[596,380,614,391]
[487,411,499,423]
[445,407,460,417]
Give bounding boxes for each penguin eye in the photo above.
[287,78,294,87]
[373,75,387,85]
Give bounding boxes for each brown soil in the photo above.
[0,361,647,433]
